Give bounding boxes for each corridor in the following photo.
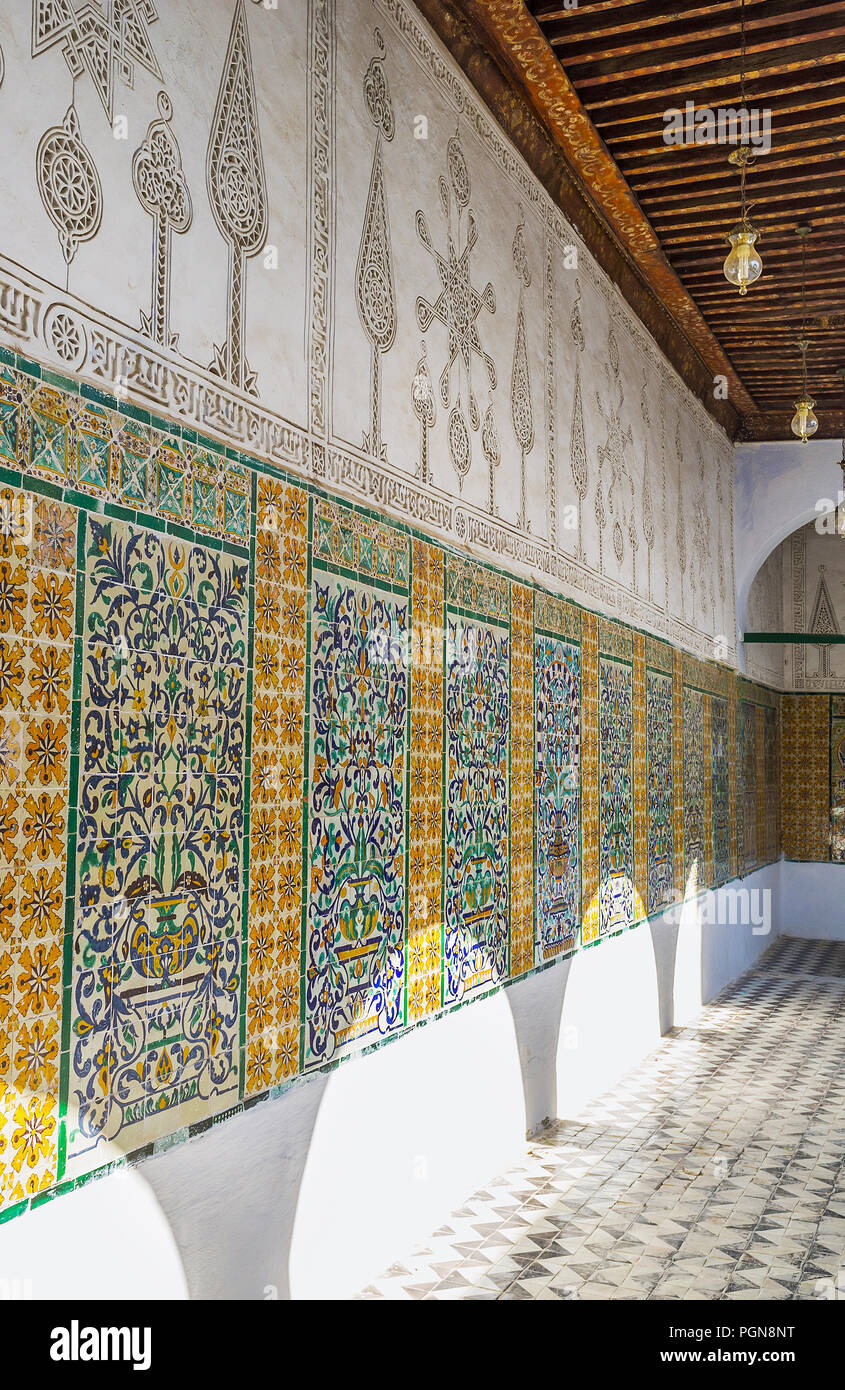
[361,938,845,1301]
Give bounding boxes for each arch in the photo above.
[734,438,843,659]
[0,1166,188,1299]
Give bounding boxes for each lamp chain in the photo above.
[801,235,808,397]
[738,0,750,220]
[740,0,746,110]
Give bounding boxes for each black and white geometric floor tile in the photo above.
[359,938,845,1300]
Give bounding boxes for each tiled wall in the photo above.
[782,693,845,862]
[0,356,781,1221]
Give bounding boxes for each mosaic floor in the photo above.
[360,938,845,1301]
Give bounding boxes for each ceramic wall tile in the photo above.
[633,633,647,922]
[729,688,739,879]
[534,593,581,963]
[64,513,247,1180]
[509,582,534,978]
[581,612,600,946]
[598,655,634,936]
[683,686,705,892]
[645,666,674,915]
[672,650,685,897]
[0,485,75,1209]
[303,528,408,1068]
[0,362,785,1222]
[740,700,758,874]
[406,540,444,1024]
[702,696,714,888]
[245,477,307,1094]
[756,706,767,875]
[711,696,730,885]
[443,559,510,1003]
[764,705,779,863]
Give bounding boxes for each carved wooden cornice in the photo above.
[737,409,845,443]
[414,0,756,439]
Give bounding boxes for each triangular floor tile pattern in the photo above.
[359,938,845,1300]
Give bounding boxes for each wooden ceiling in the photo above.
[417,0,845,441]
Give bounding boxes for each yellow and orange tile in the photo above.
[702,695,714,888]
[0,488,75,1211]
[756,706,766,871]
[245,478,308,1095]
[781,694,828,861]
[407,540,443,1024]
[673,649,685,897]
[729,683,739,879]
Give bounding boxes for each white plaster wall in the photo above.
[555,862,781,1116]
[695,863,783,1001]
[780,863,845,940]
[781,521,845,690]
[288,990,528,1299]
[0,0,310,426]
[0,1167,189,1300]
[735,437,845,691]
[734,438,844,666]
[745,544,786,689]
[0,0,737,663]
[0,863,780,1301]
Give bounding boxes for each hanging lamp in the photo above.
[791,225,818,443]
[723,0,763,295]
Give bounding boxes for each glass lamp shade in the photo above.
[723,222,763,295]
[791,396,818,443]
